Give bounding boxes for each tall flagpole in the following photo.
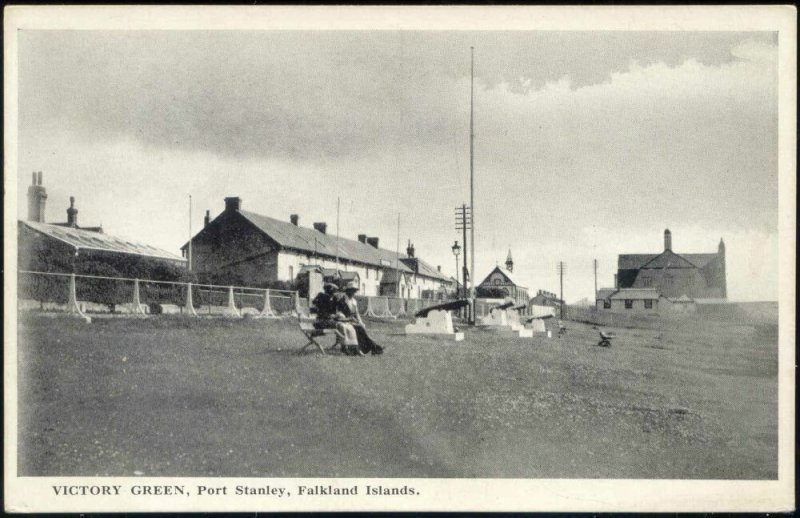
[469,46,476,324]
[188,194,192,271]
[395,213,400,297]
[336,197,340,272]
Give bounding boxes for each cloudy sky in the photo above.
[16,30,779,301]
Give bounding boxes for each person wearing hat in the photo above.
[310,283,339,330]
[334,281,384,356]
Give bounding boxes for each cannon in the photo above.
[414,299,470,318]
[406,299,469,341]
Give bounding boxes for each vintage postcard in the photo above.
[4,5,796,513]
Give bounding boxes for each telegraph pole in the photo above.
[593,259,598,301]
[455,204,472,297]
[557,261,566,319]
[188,194,192,271]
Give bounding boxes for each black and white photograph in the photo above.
[4,5,795,513]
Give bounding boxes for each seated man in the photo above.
[310,283,339,329]
[334,281,384,355]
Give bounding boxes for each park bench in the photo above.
[297,318,339,355]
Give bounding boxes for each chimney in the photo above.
[66,196,78,227]
[406,240,415,258]
[437,265,442,273]
[224,197,241,212]
[313,222,327,234]
[204,210,210,227]
[27,171,47,222]
[366,237,379,249]
[358,234,367,243]
[664,228,672,251]
[290,214,299,226]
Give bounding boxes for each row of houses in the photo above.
[18,175,456,299]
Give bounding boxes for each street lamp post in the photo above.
[451,240,461,298]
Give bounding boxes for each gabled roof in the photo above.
[609,288,660,300]
[618,254,658,269]
[478,266,526,288]
[194,209,449,281]
[20,220,184,262]
[640,250,697,269]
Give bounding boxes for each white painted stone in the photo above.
[477,308,508,327]
[516,328,534,338]
[405,309,462,340]
[525,318,547,333]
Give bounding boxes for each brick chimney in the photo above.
[290,214,299,226]
[366,237,379,249]
[358,234,367,243]
[66,196,78,227]
[224,197,241,212]
[204,210,210,227]
[406,240,415,258]
[664,228,672,251]
[27,171,47,223]
[313,222,327,234]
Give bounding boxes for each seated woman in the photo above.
[310,283,339,329]
[334,282,384,356]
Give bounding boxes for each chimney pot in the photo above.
[31,172,37,185]
[358,234,367,243]
[366,237,380,249]
[37,171,43,185]
[290,214,299,226]
[313,222,327,234]
[27,171,47,222]
[66,196,78,227]
[204,210,210,227]
[664,228,672,251]
[224,197,242,212]
[406,240,415,258]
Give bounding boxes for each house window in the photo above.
[603,300,611,309]
[494,279,501,285]
[624,299,633,309]
[644,299,653,309]
[664,274,673,287]
[288,265,294,280]
[642,277,652,287]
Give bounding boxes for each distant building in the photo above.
[529,289,563,308]
[476,251,530,306]
[596,287,660,312]
[181,197,451,298]
[616,229,726,300]
[19,172,185,272]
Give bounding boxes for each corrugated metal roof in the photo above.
[21,220,184,262]
[237,210,449,281]
[609,288,660,300]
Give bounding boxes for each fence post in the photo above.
[184,282,199,317]
[132,278,147,315]
[224,286,241,318]
[258,289,278,318]
[68,274,91,323]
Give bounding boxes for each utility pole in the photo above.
[557,261,566,319]
[455,204,472,310]
[594,259,598,301]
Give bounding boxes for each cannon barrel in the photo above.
[525,314,554,323]
[511,304,527,311]
[414,299,470,318]
[493,301,515,311]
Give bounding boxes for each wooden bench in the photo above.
[297,318,339,355]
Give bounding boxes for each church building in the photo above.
[476,250,530,306]
[614,229,727,300]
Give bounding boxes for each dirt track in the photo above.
[17,313,778,478]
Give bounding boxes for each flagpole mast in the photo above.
[469,46,476,324]
[395,212,400,297]
[335,197,340,272]
[188,194,192,271]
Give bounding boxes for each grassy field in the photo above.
[17,312,778,479]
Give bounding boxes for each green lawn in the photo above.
[17,312,778,478]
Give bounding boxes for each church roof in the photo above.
[618,251,719,270]
[478,266,526,289]
[640,250,697,269]
[21,220,184,262]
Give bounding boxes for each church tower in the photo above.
[505,249,514,273]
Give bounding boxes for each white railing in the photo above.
[17,270,299,322]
